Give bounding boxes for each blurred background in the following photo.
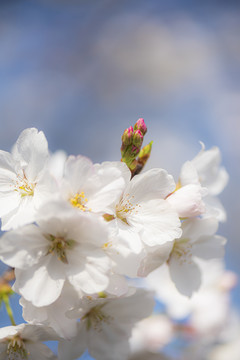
[0,0,240,357]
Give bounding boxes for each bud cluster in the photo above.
[121,118,152,175]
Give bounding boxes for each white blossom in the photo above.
[0,323,57,360]
[58,289,155,360]
[0,128,56,230]
[0,200,111,306]
[61,156,130,214]
[179,143,229,221]
[102,168,182,277]
[168,218,226,297]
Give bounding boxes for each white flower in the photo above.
[168,218,226,297]
[58,288,155,360]
[0,128,56,230]
[178,143,229,221]
[191,143,228,196]
[0,323,57,360]
[0,200,111,306]
[47,150,67,183]
[61,156,130,214]
[102,168,182,277]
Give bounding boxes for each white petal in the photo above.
[27,342,57,360]
[108,225,143,277]
[191,145,229,195]
[181,217,219,242]
[20,324,58,342]
[168,254,201,297]
[207,166,229,195]
[0,224,48,269]
[58,323,87,360]
[88,323,130,360]
[0,325,20,339]
[0,191,20,218]
[14,258,65,307]
[63,155,94,194]
[105,274,129,296]
[47,150,67,182]
[0,150,17,173]
[87,161,130,213]
[21,284,79,340]
[192,235,226,260]
[138,242,173,277]
[68,251,110,294]
[0,151,18,191]
[167,184,207,218]
[203,195,227,222]
[105,288,155,323]
[13,128,49,181]
[130,199,181,246]
[33,172,58,208]
[1,195,36,230]
[124,168,176,203]
[180,161,199,186]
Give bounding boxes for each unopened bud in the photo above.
[138,141,153,166]
[133,130,143,148]
[120,119,151,176]
[134,118,147,135]
[122,126,134,145]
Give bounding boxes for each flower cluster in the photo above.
[0,121,229,360]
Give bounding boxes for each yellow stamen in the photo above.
[15,172,36,198]
[102,242,112,249]
[69,192,88,211]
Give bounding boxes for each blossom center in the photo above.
[83,305,112,331]
[6,335,28,360]
[15,172,36,198]
[69,192,88,211]
[172,239,193,265]
[115,194,140,225]
[45,234,76,264]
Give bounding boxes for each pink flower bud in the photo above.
[122,126,134,145]
[134,118,147,135]
[133,129,143,148]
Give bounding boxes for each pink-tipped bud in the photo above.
[122,126,134,145]
[134,118,147,135]
[133,129,143,148]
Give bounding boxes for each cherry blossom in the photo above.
[58,289,155,360]
[0,128,56,230]
[0,323,57,360]
[168,218,226,297]
[0,201,111,306]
